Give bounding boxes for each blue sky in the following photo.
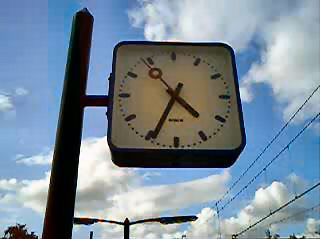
[0,0,319,238]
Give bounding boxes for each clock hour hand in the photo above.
[166,88,199,118]
[151,82,183,139]
[140,58,200,118]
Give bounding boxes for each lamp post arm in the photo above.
[130,215,198,225]
[73,217,124,226]
[100,219,124,226]
[130,218,160,225]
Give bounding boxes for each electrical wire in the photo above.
[215,112,320,212]
[235,182,320,237]
[268,204,319,227]
[216,85,320,207]
[247,203,320,236]
[215,203,222,239]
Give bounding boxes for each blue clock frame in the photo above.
[107,41,246,168]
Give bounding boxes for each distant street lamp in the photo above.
[74,215,198,239]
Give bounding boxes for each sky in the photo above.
[0,0,320,239]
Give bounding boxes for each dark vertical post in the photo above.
[124,218,130,239]
[90,231,94,239]
[42,8,93,239]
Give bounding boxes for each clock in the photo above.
[107,41,245,168]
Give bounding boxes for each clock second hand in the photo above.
[140,58,199,118]
[151,82,183,139]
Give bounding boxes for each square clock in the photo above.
[107,41,246,168]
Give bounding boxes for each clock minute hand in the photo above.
[152,83,183,139]
[140,58,200,118]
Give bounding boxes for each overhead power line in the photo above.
[215,112,320,213]
[268,203,320,227]
[216,85,320,207]
[248,204,320,236]
[235,182,320,237]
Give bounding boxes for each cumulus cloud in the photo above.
[141,171,162,180]
[16,152,53,166]
[181,180,318,239]
[128,0,320,123]
[128,0,293,51]
[1,136,317,238]
[0,93,14,113]
[7,137,230,217]
[0,87,29,114]
[18,173,51,213]
[0,178,23,191]
[241,0,320,123]
[74,137,139,216]
[0,136,230,238]
[109,170,230,221]
[239,85,253,103]
[3,137,139,215]
[304,218,320,237]
[14,87,29,96]
[99,177,317,239]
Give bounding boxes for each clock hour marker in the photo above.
[174,136,180,148]
[219,95,230,100]
[127,72,138,78]
[193,58,201,66]
[119,93,130,98]
[211,73,221,80]
[215,115,226,123]
[171,52,176,61]
[125,114,136,122]
[198,131,208,141]
[146,57,154,65]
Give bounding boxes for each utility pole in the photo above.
[124,218,130,239]
[42,8,94,239]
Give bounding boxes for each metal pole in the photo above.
[42,8,93,239]
[90,231,93,239]
[124,218,130,239]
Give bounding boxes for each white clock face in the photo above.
[110,43,244,150]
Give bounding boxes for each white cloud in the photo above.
[18,173,51,213]
[304,218,320,237]
[286,173,307,194]
[217,181,296,237]
[241,0,320,123]
[8,137,139,215]
[0,93,14,113]
[0,178,22,191]
[15,87,29,96]
[8,137,230,218]
[185,208,217,238]
[141,171,162,180]
[239,84,253,103]
[1,136,317,238]
[181,180,316,239]
[99,177,316,239]
[109,170,230,221]
[128,0,320,123]
[0,87,29,115]
[74,137,139,216]
[16,152,53,166]
[0,136,230,238]
[128,0,292,52]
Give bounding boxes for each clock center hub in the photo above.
[149,68,162,79]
